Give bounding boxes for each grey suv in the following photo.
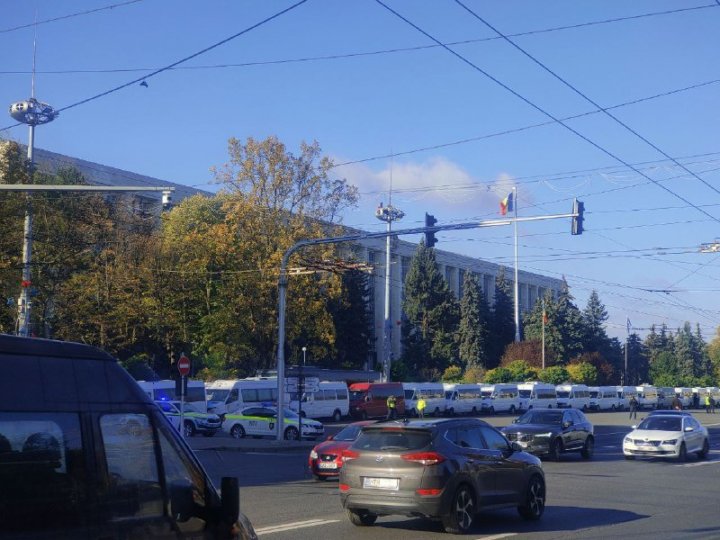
[338,418,545,534]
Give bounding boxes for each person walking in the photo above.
[629,395,638,420]
[417,396,426,419]
[710,395,716,414]
[671,395,682,411]
[705,394,711,414]
[386,394,397,420]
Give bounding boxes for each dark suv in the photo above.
[501,408,594,461]
[338,418,545,534]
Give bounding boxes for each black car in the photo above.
[501,408,594,461]
[339,418,545,534]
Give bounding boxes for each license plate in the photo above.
[318,462,337,469]
[363,477,399,490]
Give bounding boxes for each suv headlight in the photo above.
[536,432,553,438]
[310,450,318,459]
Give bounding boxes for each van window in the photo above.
[228,388,239,404]
[404,389,415,400]
[322,390,336,400]
[314,391,325,401]
[100,414,164,519]
[337,389,348,400]
[0,412,87,533]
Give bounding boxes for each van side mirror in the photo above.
[510,441,522,453]
[170,483,195,522]
[221,477,239,525]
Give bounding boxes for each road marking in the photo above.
[255,519,340,535]
[474,534,517,540]
[678,460,720,468]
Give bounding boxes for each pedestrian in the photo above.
[711,396,716,414]
[671,395,682,411]
[386,394,397,420]
[705,394,711,414]
[417,396,426,419]
[629,395,638,420]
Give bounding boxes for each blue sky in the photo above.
[2,0,719,342]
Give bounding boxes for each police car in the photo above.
[154,400,222,437]
[223,406,325,440]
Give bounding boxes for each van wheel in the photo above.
[347,509,377,526]
[183,421,195,438]
[611,404,616,411]
[547,404,552,408]
[442,484,475,534]
[434,407,441,417]
[230,424,245,439]
[518,475,545,520]
[489,406,495,415]
[582,404,588,412]
[446,408,454,417]
[284,426,300,441]
[333,409,342,422]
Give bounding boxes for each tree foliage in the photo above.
[458,271,491,369]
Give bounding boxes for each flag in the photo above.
[500,191,514,216]
[626,317,632,334]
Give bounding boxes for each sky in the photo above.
[1,0,719,342]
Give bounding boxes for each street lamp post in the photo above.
[298,346,307,426]
[375,202,404,382]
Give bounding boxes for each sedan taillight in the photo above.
[401,451,446,466]
[341,449,359,462]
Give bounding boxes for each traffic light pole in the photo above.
[274,208,579,440]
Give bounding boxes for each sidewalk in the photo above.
[187,433,317,453]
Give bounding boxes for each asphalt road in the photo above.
[194,411,720,539]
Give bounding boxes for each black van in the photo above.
[0,334,257,539]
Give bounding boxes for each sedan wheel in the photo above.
[230,424,246,439]
[442,485,475,534]
[581,436,594,459]
[549,438,562,461]
[518,475,545,520]
[698,439,709,460]
[284,426,300,441]
[677,442,687,462]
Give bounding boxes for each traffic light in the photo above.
[571,199,584,235]
[424,213,438,247]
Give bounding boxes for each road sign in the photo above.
[177,354,191,376]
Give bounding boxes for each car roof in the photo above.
[366,418,491,430]
[647,410,692,416]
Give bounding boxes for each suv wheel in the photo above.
[581,436,594,459]
[230,424,246,439]
[549,438,563,461]
[518,475,545,520]
[183,421,195,438]
[442,485,475,534]
[347,509,377,526]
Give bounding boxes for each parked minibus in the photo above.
[588,386,622,410]
[556,384,591,410]
[288,381,349,421]
[635,385,658,409]
[348,382,405,419]
[517,382,557,410]
[206,378,278,417]
[674,387,693,408]
[655,387,676,409]
[480,383,520,414]
[443,383,483,415]
[137,379,209,413]
[402,382,446,417]
[616,386,638,410]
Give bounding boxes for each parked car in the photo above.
[223,405,324,440]
[501,408,595,461]
[339,418,545,534]
[154,399,222,437]
[308,420,377,481]
[623,413,709,461]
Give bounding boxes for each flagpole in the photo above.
[541,299,546,370]
[625,317,630,385]
[513,186,520,342]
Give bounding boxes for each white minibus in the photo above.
[616,386,637,410]
[588,386,622,410]
[402,382,446,417]
[635,385,658,410]
[517,382,556,410]
[443,383,483,416]
[556,384,590,410]
[480,383,520,414]
[674,387,693,408]
[206,378,278,416]
[288,381,349,421]
[138,379,209,413]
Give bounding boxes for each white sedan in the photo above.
[623,413,709,461]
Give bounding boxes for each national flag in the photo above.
[500,192,514,216]
[626,317,632,334]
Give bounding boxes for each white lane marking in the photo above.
[256,519,340,535]
[679,460,720,468]
[474,534,517,540]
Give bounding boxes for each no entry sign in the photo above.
[177,354,191,376]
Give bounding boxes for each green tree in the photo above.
[489,267,515,368]
[442,365,463,382]
[401,241,460,377]
[539,365,569,385]
[625,333,648,385]
[554,278,585,362]
[504,360,538,382]
[484,367,513,384]
[708,326,720,380]
[458,271,491,369]
[582,290,610,353]
[522,291,562,362]
[649,351,680,386]
[328,268,372,369]
[567,362,598,385]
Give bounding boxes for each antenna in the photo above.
[31,10,38,98]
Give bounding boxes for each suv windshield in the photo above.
[516,410,563,425]
[353,428,432,451]
[349,391,366,401]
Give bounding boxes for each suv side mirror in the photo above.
[562,421,572,429]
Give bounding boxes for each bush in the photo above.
[484,367,513,384]
[539,365,569,385]
[442,366,463,382]
[462,365,486,383]
[567,362,598,385]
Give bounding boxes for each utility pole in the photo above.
[512,186,521,342]
[375,202,404,382]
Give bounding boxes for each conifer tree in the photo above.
[489,267,515,368]
[458,272,491,369]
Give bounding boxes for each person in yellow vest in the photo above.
[386,394,397,420]
[706,394,712,414]
[417,397,427,419]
